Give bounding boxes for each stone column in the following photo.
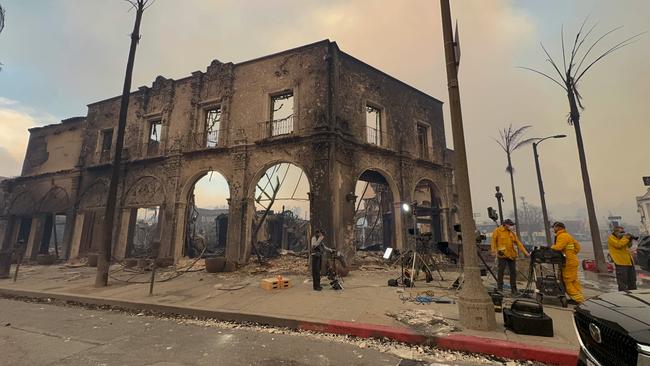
[440,207,450,242]
[25,214,45,261]
[68,213,84,260]
[171,202,187,262]
[114,208,132,259]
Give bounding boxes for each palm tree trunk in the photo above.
[568,88,607,272]
[507,153,521,239]
[95,3,145,287]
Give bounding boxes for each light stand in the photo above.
[495,186,504,225]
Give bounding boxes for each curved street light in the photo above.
[533,134,567,246]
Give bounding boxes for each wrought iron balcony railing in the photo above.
[259,116,294,139]
[186,129,226,151]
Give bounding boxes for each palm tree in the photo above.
[521,20,644,272]
[96,0,155,286]
[495,124,536,239]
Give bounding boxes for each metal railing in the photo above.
[186,129,226,150]
[146,140,161,156]
[99,149,111,164]
[271,115,294,137]
[366,126,382,146]
[257,116,294,139]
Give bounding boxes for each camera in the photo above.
[627,234,639,241]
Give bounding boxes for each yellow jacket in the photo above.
[551,229,580,266]
[491,226,528,260]
[607,234,633,266]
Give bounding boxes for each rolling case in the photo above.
[503,299,554,337]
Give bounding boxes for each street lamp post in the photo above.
[440,0,496,330]
[532,135,566,246]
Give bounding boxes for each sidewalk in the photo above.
[0,262,598,365]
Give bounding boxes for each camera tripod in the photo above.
[393,249,444,288]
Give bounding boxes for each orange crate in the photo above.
[260,277,292,290]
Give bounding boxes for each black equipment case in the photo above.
[503,299,554,337]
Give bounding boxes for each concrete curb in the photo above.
[0,287,578,365]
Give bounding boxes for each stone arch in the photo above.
[412,178,444,207]
[123,175,167,208]
[353,167,402,250]
[246,160,313,200]
[354,166,401,207]
[38,186,70,213]
[77,179,109,210]
[179,167,232,205]
[243,160,313,262]
[182,169,232,257]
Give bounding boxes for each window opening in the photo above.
[100,129,113,162]
[205,108,221,148]
[366,105,381,145]
[270,92,294,136]
[417,124,429,159]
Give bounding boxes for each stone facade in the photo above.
[0,40,456,265]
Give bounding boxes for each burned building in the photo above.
[0,40,457,266]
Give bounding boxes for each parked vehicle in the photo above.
[574,290,650,365]
[636,236,650,271]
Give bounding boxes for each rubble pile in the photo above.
[386,309,460,335]
[238,250,310,276]
[352,251,391,271]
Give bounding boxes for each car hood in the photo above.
[578,289,650,344]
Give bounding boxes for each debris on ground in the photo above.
[386,309,459,335]
[213,282,249,291]
[236,253,310,276]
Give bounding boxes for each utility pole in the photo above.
[95,0,148,287]
[439,0,495,330]
[532,134,566,246]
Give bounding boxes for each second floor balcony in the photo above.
[186,129,227,151]
[259,115,294,140]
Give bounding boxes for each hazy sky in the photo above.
[1,0,648,226]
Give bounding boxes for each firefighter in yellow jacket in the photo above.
[551,222,584,304]
[608,226,637,291]
[491,219,529,295]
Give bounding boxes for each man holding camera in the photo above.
[608,226,637,291]
[551,222,584,304]
[491,219,529,295]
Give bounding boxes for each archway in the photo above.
[185,171,230,257]
[250,162,310,260]
[354,169,396,251]
[38,186,70,258]
[413,179,443,244]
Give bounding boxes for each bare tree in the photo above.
[96,0,155,287]
[494,124,536,239]
[0,4,5,33]
[1,3,5,70]
[521,20,644,272]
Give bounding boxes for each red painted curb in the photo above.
[0,287,579,365]
[434,334,578,366]
[299,319,428,345]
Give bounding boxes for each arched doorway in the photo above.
[185,171,230,257]
[250,162,310,260]
[354,169,396,251]
[413,179,443,244]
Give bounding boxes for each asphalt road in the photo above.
[0,298,507,366]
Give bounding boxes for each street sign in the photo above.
[643,176,650,186]
[608,216,622,221]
